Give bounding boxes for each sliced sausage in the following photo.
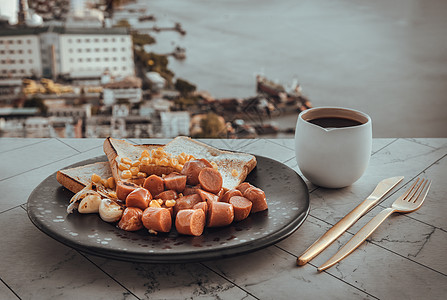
[235,182,253,194]
[116,181,139,201]
[196,188,219,202]
[229,196,252,221]
[207,201,234,227]
[126,187,151,210]
[193,201,208,218]
[155,190,178,201]
[142,207,172,233]
[143,175,164,196]
[175,209,206,236]
[220,189,243,203]
[164,172,187,192]
[243,187,268,213]
[183,185,201,196]
[198,167,223,194]
[118,207,143,231]
[181,159,213,185]
[173,194,202,217]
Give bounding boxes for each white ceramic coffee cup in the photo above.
[295,107,372,188]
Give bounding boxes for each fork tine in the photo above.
[402,177,420,201]
[407,178,425,202]
[413,179,431,204]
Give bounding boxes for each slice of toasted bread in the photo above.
[57,161,112,194]
[104,136,257,190]
[163,136,257,190]
[103,137,169,186]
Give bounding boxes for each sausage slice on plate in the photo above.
[175,209,206,236]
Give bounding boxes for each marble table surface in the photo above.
[0,137,446,300]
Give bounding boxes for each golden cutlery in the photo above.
[297,176,404,266]
[318,177,431,272]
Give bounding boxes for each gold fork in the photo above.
[318,177,431,272]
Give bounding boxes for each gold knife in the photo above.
[297,176,404,266]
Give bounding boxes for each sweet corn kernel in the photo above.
[170,157,179,166]
[177,153,187,164]
[130,166,139,176]
[157,199,164,205]
[132,160,140,167]
[141,150,150,157]
[165,199,176,207]
[107,177,115,189]
[149,200,161,208]
[121,157,132,165]
[118,162,131,171]
[140,156,150,165]
[121,170,132,179]
[158,158,169,166]
[231,169,239,177]
[137,172,146,178]
[91,173,101,183]
[211,162,218,171]
[101,178,108,188]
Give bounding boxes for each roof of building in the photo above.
[0,25,129,37]
[103,77,142,89]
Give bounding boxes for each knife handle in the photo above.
[297,198,376,266]
[318,207,395,271]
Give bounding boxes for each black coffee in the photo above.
[308,117,363,128]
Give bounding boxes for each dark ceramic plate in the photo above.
[27,155,309,263]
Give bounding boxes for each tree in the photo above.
[23,97,47,115]
[175,78,196,97]
[114,19,131,29]
[132,32,156,47]
[199,113,226,138]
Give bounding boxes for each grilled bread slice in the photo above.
[103,136,257,190]
[56,161,112,194]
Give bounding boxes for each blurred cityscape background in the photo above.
[0,0,446,139]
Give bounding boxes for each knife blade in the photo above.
[297,176,404,266]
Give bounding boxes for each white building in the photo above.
[0,27,43,78]
[0,26,134,80]
[160,111,190,138]
[58,27,134,79]
[103,76,142,106]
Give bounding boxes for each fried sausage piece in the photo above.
[143,175,164,197]
[116,181,139,201]
[155,190,178,201]
[173,194,202,217]
[142,207,172,233]
[183,185,201,196]
[164,172,187,193]
[229,196,252,221]
[196,188,219,202]
[175,209,206,236]
[220,189,243,203]
[118,207,143,231]
[126,187,151,210]
[207,201,234,227]
[198,167,223,194]
[243,187,268,213]
[181,159,213,185]
[193,201,208,218]
[235,182,253,194]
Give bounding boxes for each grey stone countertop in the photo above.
[0,138,446,300]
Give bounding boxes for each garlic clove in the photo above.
[99,199,124,222]
[78,193,102,214]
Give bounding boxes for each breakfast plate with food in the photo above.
[27,137,309,263]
